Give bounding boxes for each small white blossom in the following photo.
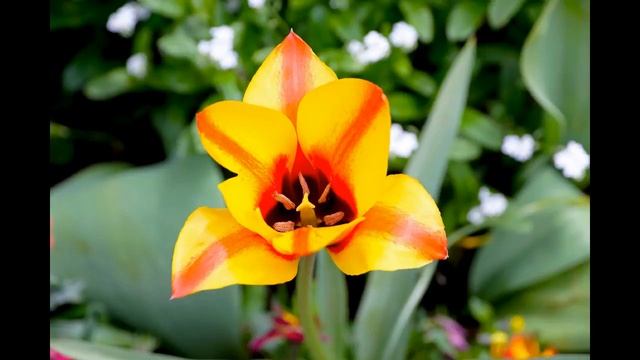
[467,187,508,225]
[389,123,419,158]
[106,2,150,38]
[347,31,391,65]
[198,25,239,70]
[389,21,419,51]
[126,53,148,78]
[248,0,266,9]
[553,140,590,180]
[501,134,535,162]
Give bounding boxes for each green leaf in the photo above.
[158,29,199,61]
[147,64,209,94]
[400,70,437,97]
[151,100,190,156]
[406,38,476,195]
[460,108,504,151]
[446,0,486,42]
[494,262,590,351]
[51,339,190,360]
[399,0,435,43]
[470,167,590,301]
[63,46,114,93]
[521,0,590,150]
[389,92,425,121]
[139,0,187,18]
[50,156,242,358]
[354,38,476,360]
[84,68,136,101]
[487,0,526,29]
[448,137,481,161]
[315,251,348,360]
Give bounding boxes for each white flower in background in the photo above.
[126,53,148,78]
[389,123,419,158]
[467,187,508,225]
[501,134,535,162]
[553,140,590,180]
[248,0,266,9]
[198,25,239,70]
[347,31,391,65]
[106,2,150,38]
[389,21,419,51]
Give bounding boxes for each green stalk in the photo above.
[296,255,330,360]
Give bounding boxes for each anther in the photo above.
[318,184,331,204]
[273,192,296,210]
[298,172,310,194]
[323,211,344,226]
[273,221,295,232]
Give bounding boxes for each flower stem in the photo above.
[296,255,330,360]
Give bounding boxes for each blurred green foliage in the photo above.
[51,0,589,358]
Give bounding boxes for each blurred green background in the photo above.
[50,0,589,359]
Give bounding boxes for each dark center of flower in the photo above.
[265,172,355,232]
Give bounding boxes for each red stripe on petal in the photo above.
[330,205,448,260]
[281,31,311,122]
[172,230,293,299]
[334,86,386,163]
[196,112,270,181]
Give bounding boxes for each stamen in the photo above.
[273,221,295,232]
[273,192,296,210]
[323,211,344,226]
[318,184,331,204]
[298,172,310,194]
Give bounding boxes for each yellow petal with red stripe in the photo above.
[297,78,390,217]
[243,31,337,122]
[172,208,298,297]
[327,174,448,275]
[196,100,297,180]
[271,217,364,257]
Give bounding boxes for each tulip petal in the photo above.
[327,174,448,275]
[297,78,390,217]
[271,218,364,257]
[196,100,297,181]
[243,31,337,123]
[172,208,298,297]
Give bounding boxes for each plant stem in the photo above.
[297,255,330,360]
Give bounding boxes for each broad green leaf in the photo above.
[84,68,136,101]
[521,0,590,150]
[139,0,187,18]
[487,0,526,29]
[470,167,590,301]
[50,156,242,358]
[495,262,590,351]
[389,92,425,121]
[446,1,486,42]
[460,108,504,151]
[399,0,435,43]
[51,339,190,360]
[315,251,348,360]
[354,38,476,360]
